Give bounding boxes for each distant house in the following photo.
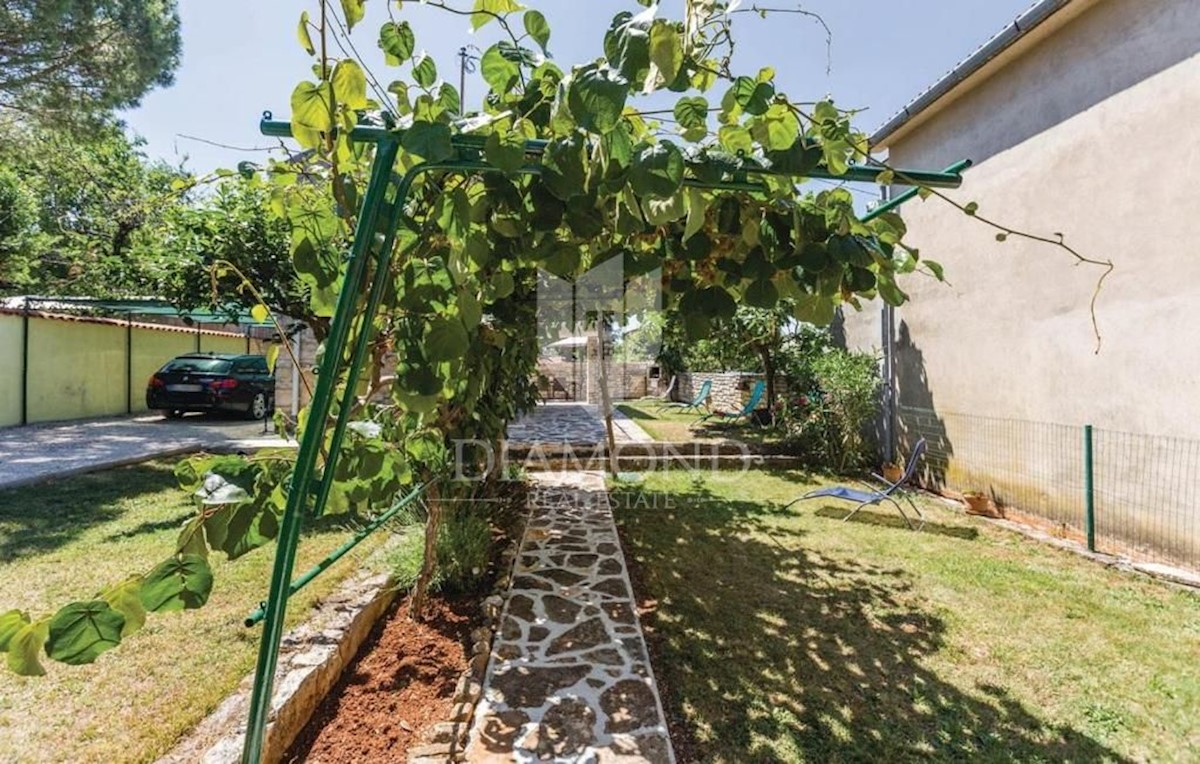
[840,0,1199,563]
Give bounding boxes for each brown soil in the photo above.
[615,522,702,764]
[284,596,479,763]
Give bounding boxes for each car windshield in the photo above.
[161,358,232,374]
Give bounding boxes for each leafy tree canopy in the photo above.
[0,119,183,296]
[0,0,182,128]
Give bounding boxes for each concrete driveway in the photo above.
[0,414,296,490]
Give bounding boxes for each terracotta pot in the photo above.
[882,464,903,483]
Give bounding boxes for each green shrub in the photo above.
[779,349,880,471]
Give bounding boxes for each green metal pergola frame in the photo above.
[239,114,968,762]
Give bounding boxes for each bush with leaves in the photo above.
[779,348,880,471]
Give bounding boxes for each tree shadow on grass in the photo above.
[812,506,979,541]
[613,482,1130,763]
[0,462,181,563]
[0,460,367,564]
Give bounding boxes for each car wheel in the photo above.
[247,392,268,420]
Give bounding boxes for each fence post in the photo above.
[126,316,134,415]
[20,297,30,426]
[1084,424,1096,552]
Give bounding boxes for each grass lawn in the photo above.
[612,469,1200,763]
[618,401,784,447]
[0,460,385,764]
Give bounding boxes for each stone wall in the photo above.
[675,371,783,412]
[536,356,660,404]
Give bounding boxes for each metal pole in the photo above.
[259,120,969,189]
[243,484,427,627]
[240,136,400,764]
[863,159,974,222]
[1084,424,1096,552]
[879,183,896,464]
[310,191,417,519]
[126,316,134,415]
[20,297,29,426]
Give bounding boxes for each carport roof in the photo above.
[0,296,273,326]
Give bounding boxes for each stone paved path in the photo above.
[507,404,652,446]
[467,472,674,763]
[0,415,293,489]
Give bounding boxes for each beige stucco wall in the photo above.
[840,0,1200,565]
[846,0,1200,435]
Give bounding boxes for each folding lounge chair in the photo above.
[663,379,712,415]
[700,380,766,423]
[785,438,928,530]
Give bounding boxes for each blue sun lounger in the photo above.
[785,438,928,530]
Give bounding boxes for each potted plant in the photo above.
[962,490,1001,518]
[882,461,904,483]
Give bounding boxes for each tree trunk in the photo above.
[758,344,776,419]
[409,480,441,620]
[596,317,619,477]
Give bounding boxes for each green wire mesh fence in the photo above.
[898,406,1200,571]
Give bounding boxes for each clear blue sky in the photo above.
[121,0,1035,182]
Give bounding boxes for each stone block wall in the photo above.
[675,371,784,412]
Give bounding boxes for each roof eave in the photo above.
[870,0,1078,151]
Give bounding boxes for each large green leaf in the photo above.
[45,601,124,665]
[425,317,471,362]
[380,21,416,64]
[541,133,587,201]
[6,621,48,677]
[222,502,280,559]
[412,53,438,89]
[524,10,551,54]
[101,578,147,638]
[481,45,520,95]
[606,9,652,84]
[643,191,687,225]
[340,0,366,31]
[290,81,334,147]
[484,129,526,174]
[744,278,780,309]
[0,609,29,652]
[401,121,454,162]
[297,11,315,56]
[567,65,628,135]
[674,96,708,140]
[731,76,775,116]
[140,555,214,613]
[646,19,682,91]
[750,104,799,151]
[331,61,367,110]
[472,0,525,30]
[630,141,685,200]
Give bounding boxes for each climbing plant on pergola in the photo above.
[0,3,979,762]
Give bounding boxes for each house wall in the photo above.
[850,0,1200,437]
[840,0,1200,567]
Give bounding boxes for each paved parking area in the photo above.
[0,415,295,490]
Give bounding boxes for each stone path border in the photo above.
[159,564,397,763]
[466,471,674,763]
[0,415,295,489]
